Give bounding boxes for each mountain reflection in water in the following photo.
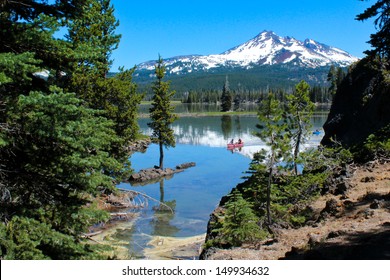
[138,114,326,158]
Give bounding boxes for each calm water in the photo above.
[115,112,328,258]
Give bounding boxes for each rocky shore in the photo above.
[201,161,390,260]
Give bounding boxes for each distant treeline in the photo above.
[177,85,332,105]
[127,63,347,105]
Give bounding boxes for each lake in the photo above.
[115,111,328,258]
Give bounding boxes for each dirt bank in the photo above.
[204,161,390,260]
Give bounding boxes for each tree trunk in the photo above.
[266,153,274,225]
[159,141,164,169]
[294,118,303,175]
[294,131,302,175]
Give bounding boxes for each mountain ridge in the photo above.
[132,31,359,93]
[136,31,359,76]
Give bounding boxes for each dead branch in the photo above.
[117,188,174,214]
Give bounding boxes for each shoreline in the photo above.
[88,218,138,260]
[88,214,206,260]
[202,161,390,260]
[138,111,329,119]
[143,234,206,260]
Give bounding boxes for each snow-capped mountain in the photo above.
[137,31,358,75]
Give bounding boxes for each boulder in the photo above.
[361,176,375,183]
[129,173,141,181]
[323,198,339,216]
[327,230,346,239]
[176,162,196,169]
[370,199,384,209]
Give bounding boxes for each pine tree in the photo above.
[66,0,142,145]
[287,81,315,175]
[336,67,346,86]
[66,0,120,77]
[233,93,241,111]
[254,93,290,225]
[148,56,178,169]
[0,0,137,259]
[220,76,232,112]
[327,66,346,97]
[218,189,263,247]
[356,0,390,58]
[327,65,338,96]
[0,89,121,259]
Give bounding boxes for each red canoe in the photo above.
[227,142,244,149]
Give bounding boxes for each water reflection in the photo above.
[138,113,328,158]
[138,116,260,148]
[150,179,179,236]
[234,116,242,134]
[221,115,232,140]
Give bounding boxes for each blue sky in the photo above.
[110,0,376,70]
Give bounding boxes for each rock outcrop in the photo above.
[321,58,390,147]
[129,162,196,183]
[176,162,196,169]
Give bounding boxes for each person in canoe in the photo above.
[237,138,242,144]
[230,139,234,144]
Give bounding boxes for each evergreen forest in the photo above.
[0,0,143,259]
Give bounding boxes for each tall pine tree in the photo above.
[254,93,290,225]
[220,76,232,112]
[148,56,178,169]
[66,0,142,145]
[66,0,120,77]
[356,0,390,59]
[287,81,315,175]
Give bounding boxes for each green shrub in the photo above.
[350,125,390,162]
[214,190,267,247]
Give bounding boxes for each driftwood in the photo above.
[110,212,134,217]
[81,231,103,238]
[82,188,173,240]
[81,233,105,245]
[118,188,174,214]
